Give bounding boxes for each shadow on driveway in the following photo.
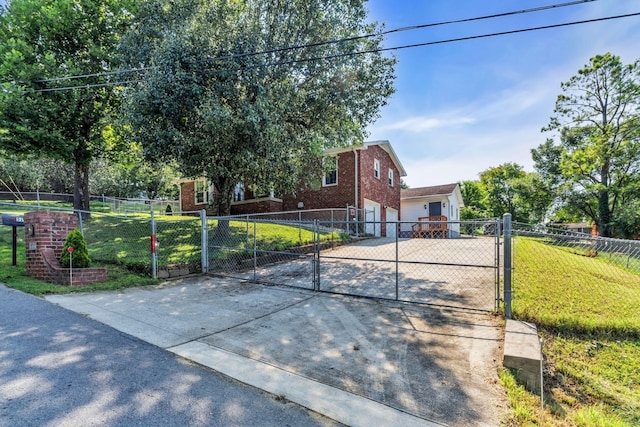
[46,276,508,426]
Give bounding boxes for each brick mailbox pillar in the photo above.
[24,211,107,286]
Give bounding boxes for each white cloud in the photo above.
[380,116,476,132]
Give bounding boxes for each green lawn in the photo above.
[0,206,342,293]
[0,224,158,296]
[500,236,640,426]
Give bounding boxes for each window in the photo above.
[374,159,380,179]
[195,180,208,204]
[322,156,338,186]
[388,169,394,186]
[234,183,244,202]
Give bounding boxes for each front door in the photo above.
[429,201,441,217]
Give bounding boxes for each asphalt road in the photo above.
[0,284,340,427]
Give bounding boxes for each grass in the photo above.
[0,205,342,294]
[0,225,158,296]
[500,236,640,426]
[79,213,341,271]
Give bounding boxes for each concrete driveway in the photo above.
[234,236,500,311]
[47,276,507,426]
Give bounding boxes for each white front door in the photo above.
[363,198,381,237]
[386,207,398,238]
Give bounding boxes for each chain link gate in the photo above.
[206,216,320,290]
[206,215,503,312]
[315,219,502,311]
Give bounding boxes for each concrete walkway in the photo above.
[46,276,507,426]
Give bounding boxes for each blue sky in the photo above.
[1,0,638,188]
[365,0,640,187]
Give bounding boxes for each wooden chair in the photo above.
[411,215,448,238]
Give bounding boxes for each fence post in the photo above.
[395,221,399,301]
[503,213,512,319]
[314,219,320,291]
[246,214,250,247]
[253,220,257,282]
[496,218,502,312]
[151,210,157,279]
[200,209,208,273]
[345,205,350,236]
[76,210,84,235]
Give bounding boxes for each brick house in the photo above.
[176,140,407,237]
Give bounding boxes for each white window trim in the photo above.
[322,157,338,187]
[374,159,380,179]
[388,169,394,186]
[194,179,208,204]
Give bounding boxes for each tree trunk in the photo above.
[598,164,611,237]
[213,178,234,241]
[73,161,90,214]
[597,190,611,237]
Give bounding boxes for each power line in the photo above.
[32,0,598,85]
[29,11,639,93]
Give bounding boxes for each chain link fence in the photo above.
[0,202,204,278]
[221,207,374,235]
[510,220,640,334]
[208,217,502,311]
[78,210,204,278]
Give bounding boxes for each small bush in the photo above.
[60,229,91,268]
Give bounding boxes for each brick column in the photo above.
[24,211,78,282]
[24,211,107,285]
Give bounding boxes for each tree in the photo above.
[479,163,526,220]
[0,0,135,212]
[120,0,396,220]
[459,180,488,219]
[534,53,640,237]
[476,163,552,223]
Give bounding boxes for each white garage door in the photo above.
[363,198,380,237]
[386,207,398,238]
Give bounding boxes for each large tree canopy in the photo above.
[533,53,640,237]
[120,0,396,216]
[0,0,134,212]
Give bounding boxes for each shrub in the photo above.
[60,229,91,268]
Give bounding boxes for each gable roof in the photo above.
[401,183,459,199]
[324,140,407,177]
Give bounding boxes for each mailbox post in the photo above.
[2,214,25,266]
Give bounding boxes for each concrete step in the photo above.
[503,320,543,394]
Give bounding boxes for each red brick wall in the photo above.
[180,181,208,213]
[282,145,402,236]
[24,211,107,286]
[358,144,402,218]
[282,150,357,211]
[231,199,283,215]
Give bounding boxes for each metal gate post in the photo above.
[151,210,157,279]
[253,220,257,282]
[503,213,513,319]
[314,219,320,291]
[496,218,502,312]
[200,209,208,273]
[395,221,399,301]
